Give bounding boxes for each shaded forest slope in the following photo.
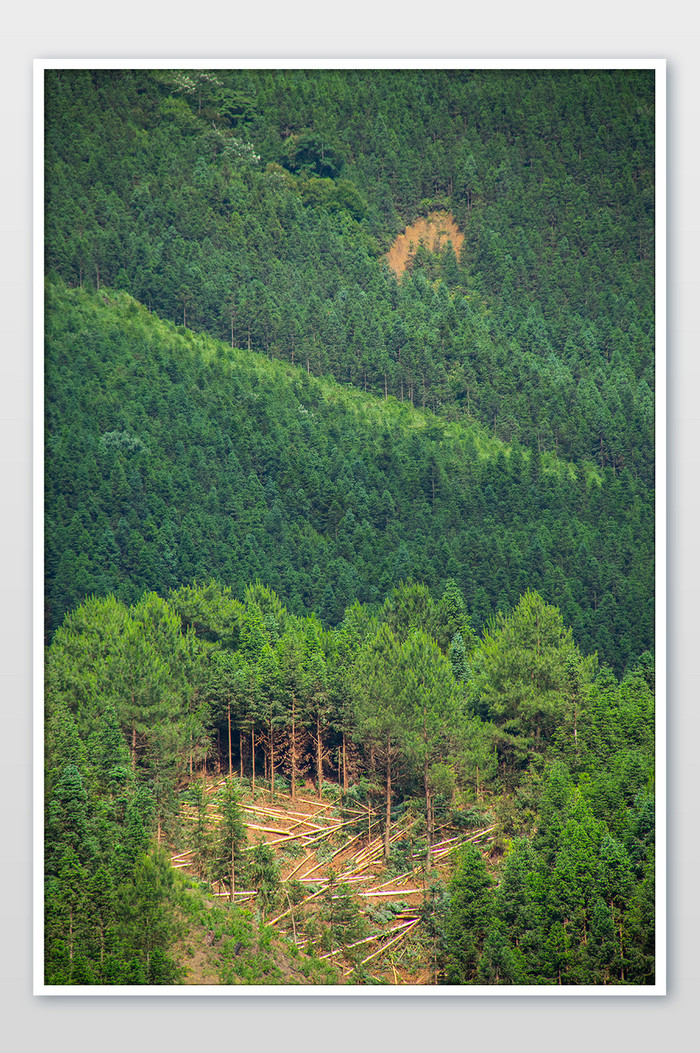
[45,281,653,674]
[44,68,655,483]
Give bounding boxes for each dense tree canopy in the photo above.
[43,65,656,987]
[45,68,654,482]
[44,580,655,985]
[45,282,653,676]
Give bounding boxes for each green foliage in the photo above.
[44,576,655,986]
[118,848,181,983]
[442,845,493,983]
[45,280,652,674]
[43,66,656,987]
[320,871,366,957]
[208,778,248,897]
[44,68,655,678]
[249,841,281,921]
[470,591,596,779]
[44,68,654,487]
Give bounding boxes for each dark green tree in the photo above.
[442,845,493,984]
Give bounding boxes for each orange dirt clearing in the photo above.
[385,210,464,277]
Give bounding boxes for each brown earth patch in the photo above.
[170,775,495,986]
[386,210,464,277]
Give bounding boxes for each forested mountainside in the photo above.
[43,67,657,987]
[45,283,652,674]
[45,581,655,985]
[45,68,654,481]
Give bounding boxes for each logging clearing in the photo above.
[170,773,495,985]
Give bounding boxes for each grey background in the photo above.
[3,6,697,1051]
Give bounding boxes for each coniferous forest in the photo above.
[43,67,657,987]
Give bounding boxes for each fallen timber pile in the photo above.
[170,776,496,983]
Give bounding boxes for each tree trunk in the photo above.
[270,721,275,798]
[228,700,232,778]
[291,693,297,802]
[251,726,256,793]
[384,745,392,860]
[317,715,323,801]
[343,733,349,793]
[424,769,432,871]
[230,838,235,903]
[68,905,74,981]
[99,916,105,976]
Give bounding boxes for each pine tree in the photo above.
[442,845,493,984]
[209,778,248,903]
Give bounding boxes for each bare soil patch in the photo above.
[386,211,464,277]
[170,775,494,986]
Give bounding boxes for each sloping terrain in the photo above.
[45,283,654,674]
[42,68,657,989]
[170,775,494,985]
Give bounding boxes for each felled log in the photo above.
[359,919,420,967]
[358,888,422,898]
